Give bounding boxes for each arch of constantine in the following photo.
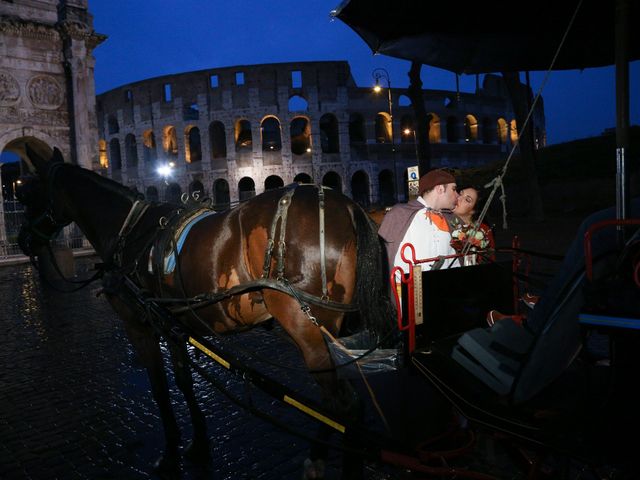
[0,0,104,257]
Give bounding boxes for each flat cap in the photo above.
[418,169,456,194]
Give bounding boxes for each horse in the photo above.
[17,146,396,478]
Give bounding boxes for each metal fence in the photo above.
[0,199,90,260]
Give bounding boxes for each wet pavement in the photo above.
[0,259,534,480]
[0,259,369,479]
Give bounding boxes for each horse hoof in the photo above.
[302,458,325,479]
[184,439,212,465]
[153,454,180,479]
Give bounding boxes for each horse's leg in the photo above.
[166,341,211,464]
[261,291,363,480]
[114,301,181,475]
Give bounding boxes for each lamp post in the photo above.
[12,179,22,200]
[372,68,399,201]
[403,128,420,162]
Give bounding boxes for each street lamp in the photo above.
[13,179,22,199]
[403,128,420,162]
[372,68,399,201]
[156,161,175,183]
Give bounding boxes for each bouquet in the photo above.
[450,222,490,253]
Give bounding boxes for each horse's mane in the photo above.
[57,163,141,203]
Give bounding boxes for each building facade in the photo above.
[0,0,104,257]
[96,61,546,208]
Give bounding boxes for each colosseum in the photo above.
[96,60,546,208]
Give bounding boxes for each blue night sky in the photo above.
[89,0,639,146]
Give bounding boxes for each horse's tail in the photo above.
[350,204,397,347]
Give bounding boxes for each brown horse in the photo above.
[18,146,395,478]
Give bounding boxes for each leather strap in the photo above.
[262,184,297,279]
[318,186,328,300]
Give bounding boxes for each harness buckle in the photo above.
[301,304,319,326]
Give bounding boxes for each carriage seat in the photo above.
[452,320,534,395]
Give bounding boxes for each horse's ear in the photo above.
[51,147,64,164]
[25,144,47,174]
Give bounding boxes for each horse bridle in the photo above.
[21,162,73,246]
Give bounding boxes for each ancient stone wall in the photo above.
[97,62,545,207]
[0,0,104,257]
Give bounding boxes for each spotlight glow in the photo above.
[157,164,172,177]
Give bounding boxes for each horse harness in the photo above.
[140,183,358,326]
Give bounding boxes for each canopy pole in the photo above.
[615,0,630,226]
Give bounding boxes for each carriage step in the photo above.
[453,320,535,395]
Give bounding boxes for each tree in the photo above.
[502,71,545,222]
[406,62,431,175]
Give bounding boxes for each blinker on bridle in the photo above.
[24,161,72,242]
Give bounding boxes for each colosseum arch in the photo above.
[497,118,508,144]
[143,130,157,163]
[322,171,342,192]
[428,113,441,143]
[348,113,366,143]
[264,175,284,191]
[446,116,459,143]
[464,114,478,142]
[288,95,308,112]
[378,169,395,206]
[235,119,253,150]
[238,176,256,201]
[290,116,311,155]
[209,121,227,170]
[212,178,230,209]
[125,133,138,168]
[319,113,339,153]
[375,112,392,144]
[351,170,370,207]
[165,182,182,205]
[109,138,122,170]
[108,115,119,134]
[98,139,108,168]
[163,126,179,158]
[185,126,202,163]
[510,119,518,143]
[294,172,312,184]
[261,116,282,151]
[145,186,159,202]
[398,94,412,107]
[189,180,205,199]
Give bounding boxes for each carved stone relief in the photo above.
[0,72,21,106]
[27,75,64,110]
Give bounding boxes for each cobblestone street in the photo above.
[0,258,531,480]
[0,259,371,479]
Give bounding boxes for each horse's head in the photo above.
[17,146,72,257]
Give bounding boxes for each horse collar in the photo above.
[111,199,151,268]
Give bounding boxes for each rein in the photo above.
[25,161,151,291]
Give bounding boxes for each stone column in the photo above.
[0,182,7,257]
[59,21,105,169]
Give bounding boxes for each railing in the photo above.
[0,199,90,262]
